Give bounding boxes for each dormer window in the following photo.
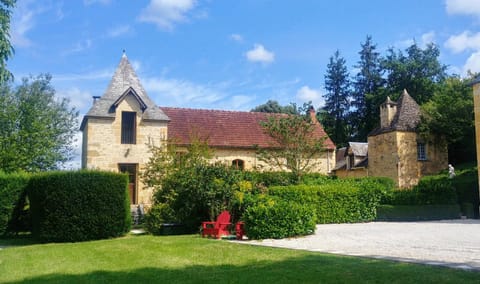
[121,111,136,144]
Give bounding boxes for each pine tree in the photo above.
[351,36,384,141]
[321,50,351,147]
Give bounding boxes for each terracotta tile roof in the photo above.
[160,107,335,150]
[369,89,420,136]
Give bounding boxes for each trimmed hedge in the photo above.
[376,204,461,221]
[0,172,30,235]
[243,195,316,239]
[267,178,389,224]
[27,171,131,242]
[382,176,457,206]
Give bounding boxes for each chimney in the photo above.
[92,96,101,103]
[308,106,318,124]
[380,96,397,128]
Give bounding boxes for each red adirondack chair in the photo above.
[202,210,232,239]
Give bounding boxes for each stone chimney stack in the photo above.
[380,96,397,128]
[308,106,318,124]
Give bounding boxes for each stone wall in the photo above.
[368,131,399,185]
[82,94,167,205]
[210,148,335,174]
[473,83,480,198]
[335,168,368,178]
[368,131,448,188]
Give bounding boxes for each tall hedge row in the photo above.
[267,178,390,224]
[243,195,316,239]
[382,176,457,205]
[27,171,131,242]
[0,172,30,235]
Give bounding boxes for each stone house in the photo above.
[334,90,448,188]
[333,142,368,178]
[81,54,335,206]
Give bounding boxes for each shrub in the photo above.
[267,179,386,224]
[243,171,297,187]
[0,172,30,235]
[144,203,177,235]
[243,195,316,239]
[154,163,243,232]
[376,204,461,221]
[27,170,131,242]
[383,176,457,206]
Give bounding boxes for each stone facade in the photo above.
[472,81,480,201]
[81,54,336,206]
[368,131,447,188]
[335,90,448,188]
[211,148,335,173]
[82,96,168,204]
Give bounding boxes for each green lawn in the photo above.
[0,234,478,283]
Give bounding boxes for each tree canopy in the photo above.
[321,50,351,147]
[0,74,79,172]
[257,104,327,182]
[0,0,16,83]
[251,100,297,114]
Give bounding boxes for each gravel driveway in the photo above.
[239,220,480,271]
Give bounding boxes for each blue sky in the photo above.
[7,0,480,167]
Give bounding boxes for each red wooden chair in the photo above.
[235,221,245,240]
[202,211,232,239]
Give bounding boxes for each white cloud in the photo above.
[11,1,37,48]
[245,44,275,64]
[62,39,93,56]
[56,87,93,113]
[230,33,243,42]
[421,31,436,47]
[445,31,480,53]
[462,51,480,74]
[446,0,480,17]
[296,86,325,108]
[143,76,226,108]
[53,68,113,82]
[107,25,133,38]
[138,0,197,31]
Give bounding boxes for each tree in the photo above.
[351,36,385,141]
[321,50,351,147]
[0,74,79,172]
[142,138,243,231]
[257,103,327,182]
[418,76,475,163]
[0,0,16,83]
[251,99,297,114]
[382,42,447,105]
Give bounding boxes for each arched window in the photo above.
[232,159,245,170]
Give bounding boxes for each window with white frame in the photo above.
[417,142,427,161]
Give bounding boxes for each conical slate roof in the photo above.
[80,53,169,130]
[369,89,420,136]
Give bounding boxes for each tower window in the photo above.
[417,143,427,161]
[121,112,136,144]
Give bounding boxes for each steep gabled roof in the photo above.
[160,107,335,150]
[369,89,420,136]
[80,53,169,130]
[349,142,368,157]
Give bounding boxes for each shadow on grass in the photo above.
[0,235,38,248]
[4,254,480,284]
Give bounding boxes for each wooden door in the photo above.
[119,164,137,204]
